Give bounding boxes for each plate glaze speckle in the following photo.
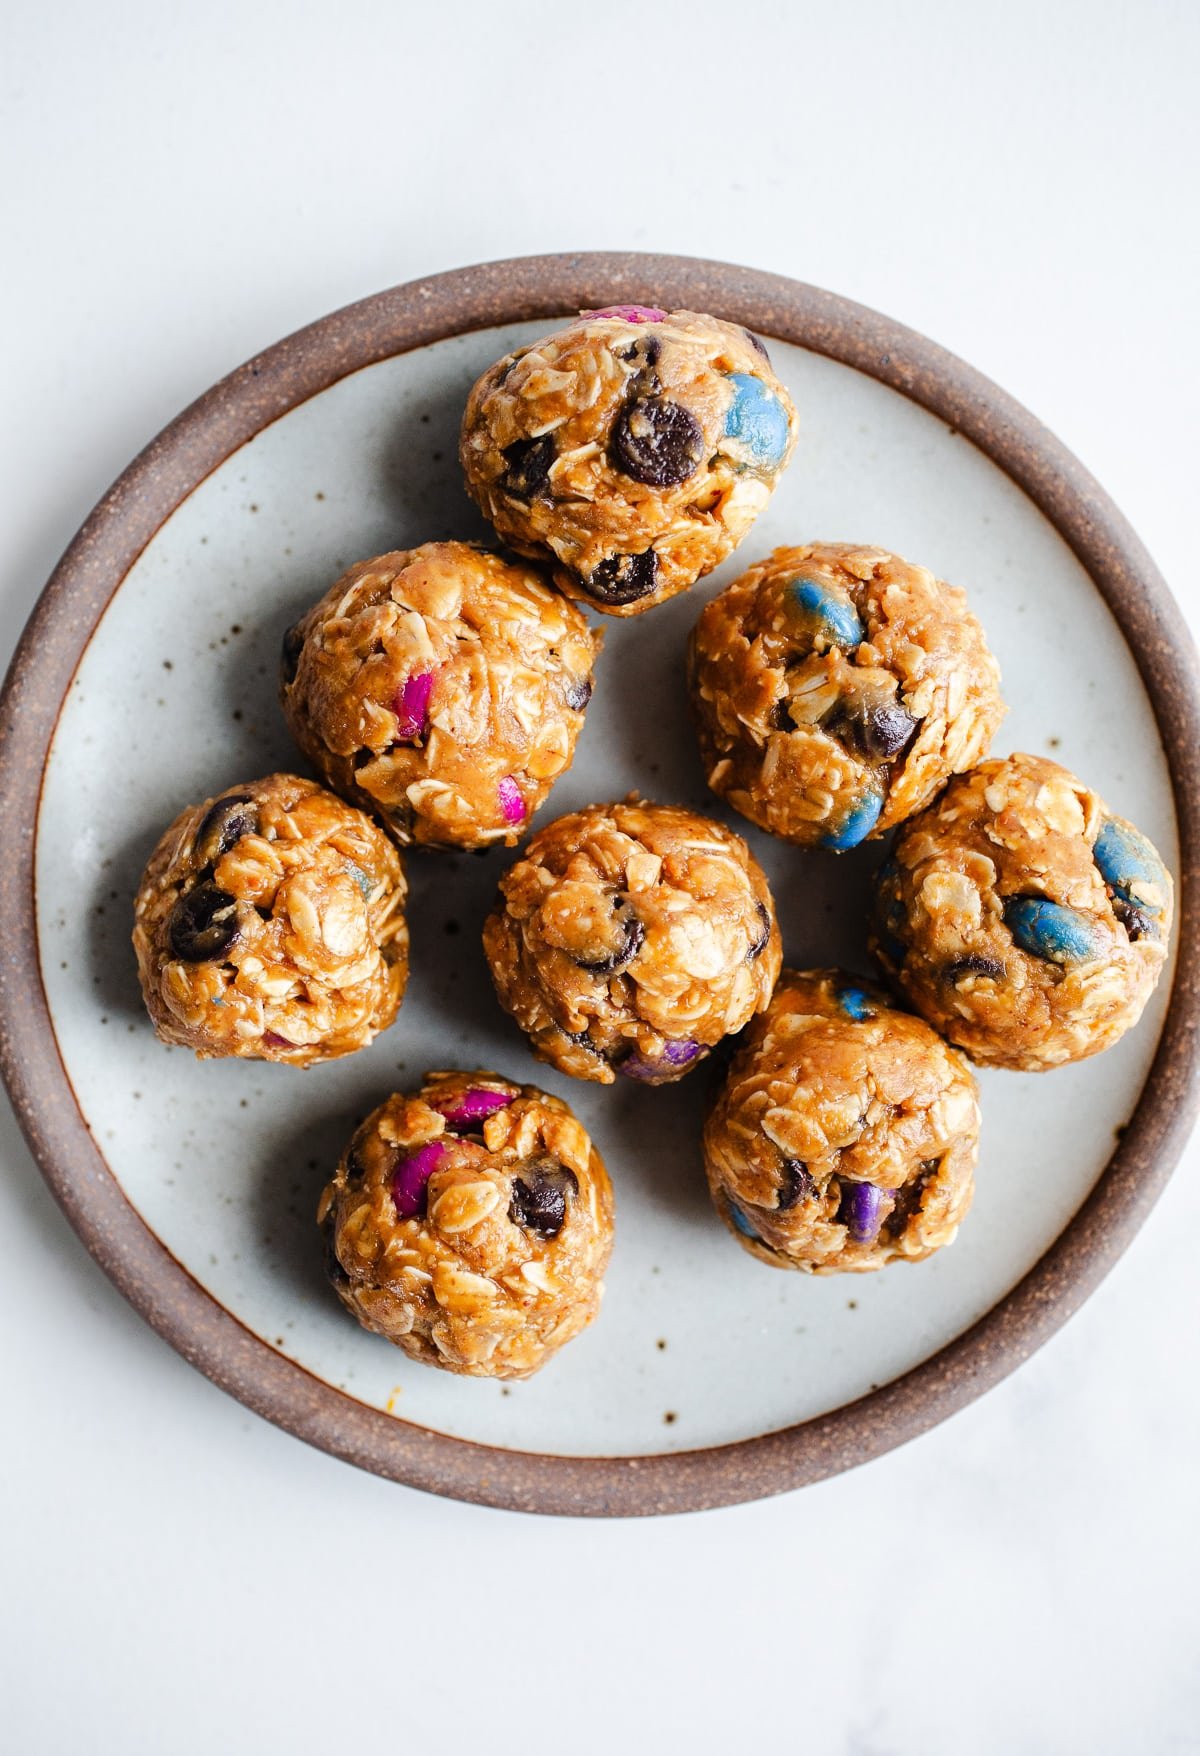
[35,319,1177,1458]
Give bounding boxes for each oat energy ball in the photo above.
[688,543,1005,849]
[483,799,781,1084]
[133,774,408,1065]
[319,1070,614,1378]
[703,970,979,1273]
[280,542,602,849]
[461,306,798,615]
[870,753,1173,1071]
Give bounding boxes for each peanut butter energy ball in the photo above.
[869,752,1173,1071]
[688,542,1005,848]
[482,798,781,1084]
[319,1070,614,1378]
[133,774,408,1065]
[280,542,602,849]
[703,969,980,1273]
[460,306,798,615]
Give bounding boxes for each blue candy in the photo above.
[1003,896,1106,966]
[1093,818,1166,913]
[821,786,884,851]
[728,1202,759,1241]
[837,984,876,1021]
[723,372,791,466]
[790,577,865,650]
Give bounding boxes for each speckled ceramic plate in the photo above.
[2,254,1197,1515]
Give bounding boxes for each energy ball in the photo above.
[318,1070,614,1378]
[703,969,979,1273]
[133,773,407,1065]
[688,542,1005,849]
[460,306,798,616]
[869,752,1173,1071]
[482,798,781,1084]
[280,542,602,849]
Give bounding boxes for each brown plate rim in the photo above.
[1,251,1197,1517]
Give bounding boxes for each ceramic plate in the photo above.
[2,255,1197,1515]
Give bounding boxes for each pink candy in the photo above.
[584,304,667,324]
[497,776,525,824]
[394,670,434,741]
[391,1140,446,1219]
[434,1087,513,1130]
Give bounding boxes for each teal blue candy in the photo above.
[821,785,884,851]
[790,577,865,649]
[723,372,790,466]
[728,1203,759,1241]
[1093,817,1166,913]
[1003,896,1106,966]
[837,985,876,1021]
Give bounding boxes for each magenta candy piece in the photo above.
[497,776,525,824]
[394,670,434,741]
[391,1140,446,1219]
[618,1038,702,1082]
[585,304,667,324]
[434,1087,512,1130]
[838,1180,894,1243]
[263,1030,295,1049]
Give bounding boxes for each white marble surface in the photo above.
[2,3,1197,1751]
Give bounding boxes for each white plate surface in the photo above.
[35,323,1177,1456]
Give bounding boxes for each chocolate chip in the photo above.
[944,954,1006,983]
[777,1160,815,1209]
[584,549,658,604]
[620,335,661,372]
[167,883,239,961]
[747,901,772,961]
[828,699,919,761]
[1114,897,1158,942]
[322,1224,350,1288]
[502,434,556,499]
[193,793,259,867]
[770,698,795,732]
[281,621,305,684]
[565,676,593,712]
[575,909,645,976]
[611,394,704,486]
[509,1163,578,1237]
[744,328,771,361]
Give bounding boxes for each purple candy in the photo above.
[585,304,667,324]
[497,776,525,824]
[391,1140,446,1218]
[838,1180,895,1243]
[434,1087,512,1130]
[618,1038,702,1083]
[263,1030,295,1049]
[394,670,434,741]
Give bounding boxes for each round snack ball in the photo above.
[688,542,1005,849]
[869,752,1173,1071]
[703,969,980,1273]
[280,542,602,849]
[318,1070,614,1378]
[460,307,798,616]
[133,773,407,1065]
[482,798,782,1085]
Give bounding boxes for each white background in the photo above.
[2,2,1197,1751]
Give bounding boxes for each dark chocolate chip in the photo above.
[344,1146,368,1185]
[777,1159,815,1210]
[744,328,771,361]
[1114,897,1158,942]
[502,434,556,500]
[584,549,658,604]
[747,900,772,961]
[611,394,704,486]
[322,1224,350,1288]
[620,335,661,372]
[828,699,919,762]
[280,621,305,685]
[575,909,645,976]
[193,793,260,867]
[167,883,239,962]
[565,676,594,712]
[509,1163,578,1237]
[770,698,795,732]
[943,954,1007,983]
